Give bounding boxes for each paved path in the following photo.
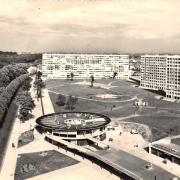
[48,89,137,103]
[0,76,37,179]
[0,76,53,180]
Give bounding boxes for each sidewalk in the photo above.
[0,76,45,179]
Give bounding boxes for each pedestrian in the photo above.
[12,142,15,148]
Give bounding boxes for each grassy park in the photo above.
[46,78,180,141]
[15,150,79,180]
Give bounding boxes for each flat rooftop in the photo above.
[152,143,180,158]
[96,148,175,180]
[36,112,111,132]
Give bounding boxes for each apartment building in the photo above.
[166,55,180,99]
[140,55,180,100]
[42,53,132,80]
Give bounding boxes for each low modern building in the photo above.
[42,53,132,80]
[140,55,180,100]
[149,137,180,165]
[36,112,111,146]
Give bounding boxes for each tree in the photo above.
[22,77,32,91]
[6,65,26,80]
[65,95,78,110]
[90,75,95,88]
[56,94,66,106]
[16,91,35,121]
[0,87,5,94]
[0,67,10,87]
[0,64,27,88]
[34,78,44,99]
[70,72,74,81]
[113,72,118,79]
[0,74,29,126]
[37,71,42,79]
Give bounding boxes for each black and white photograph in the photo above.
[0,0,180,179]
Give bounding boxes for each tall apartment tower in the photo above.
[166,55,180,99]
[42,53,131,80]
[140,55,180,100]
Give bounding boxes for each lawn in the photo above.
[18,130,34,148]
[15,150,79,180]
[171,138,180,146]
[123,115,180,141]
[49,91,119,113]
[46,79,180,141]
[50,84,111,97]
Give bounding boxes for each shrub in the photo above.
[16,91,35,121]
[65,95,78,110]
[56,94,66,106]
[21,77,32,91]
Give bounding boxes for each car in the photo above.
[171,148,177,152]
[130,129,138,134]
[145,163,153,170]
[159,96,163,100]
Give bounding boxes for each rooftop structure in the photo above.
[36,112,111,146]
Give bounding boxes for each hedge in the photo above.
[0,74,29,127]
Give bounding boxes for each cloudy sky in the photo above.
[0,0,180,53]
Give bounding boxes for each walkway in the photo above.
[0,76,54,179]
[45,133,176,180]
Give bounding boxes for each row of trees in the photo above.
[0,74,29,127]
[33,71,45,99]
[0,52,41,68]
[0,64,27,88]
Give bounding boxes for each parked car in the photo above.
[130,129,138,134]
[171,148,177,152]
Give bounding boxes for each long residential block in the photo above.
[42,53,132,80]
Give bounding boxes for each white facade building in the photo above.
[42,53,131,80]
[140,55,180,100]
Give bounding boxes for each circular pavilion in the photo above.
[36,112,111,146]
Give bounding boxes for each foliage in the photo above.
[0,87,5,95]
[16,91,35,121]
[0,52,42,68]
[70,72,74,81]
[37,71,42,79]
[90,75,95,88]
[34,77,44,98]
[168,126,179,136]
[65,95,78,110]
[21,77,32,91]
[56,94,66,106]
[0,64,27,88]
[0,74,29,127]
[113,72,118,79]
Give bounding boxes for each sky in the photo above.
[0,0,180,53]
